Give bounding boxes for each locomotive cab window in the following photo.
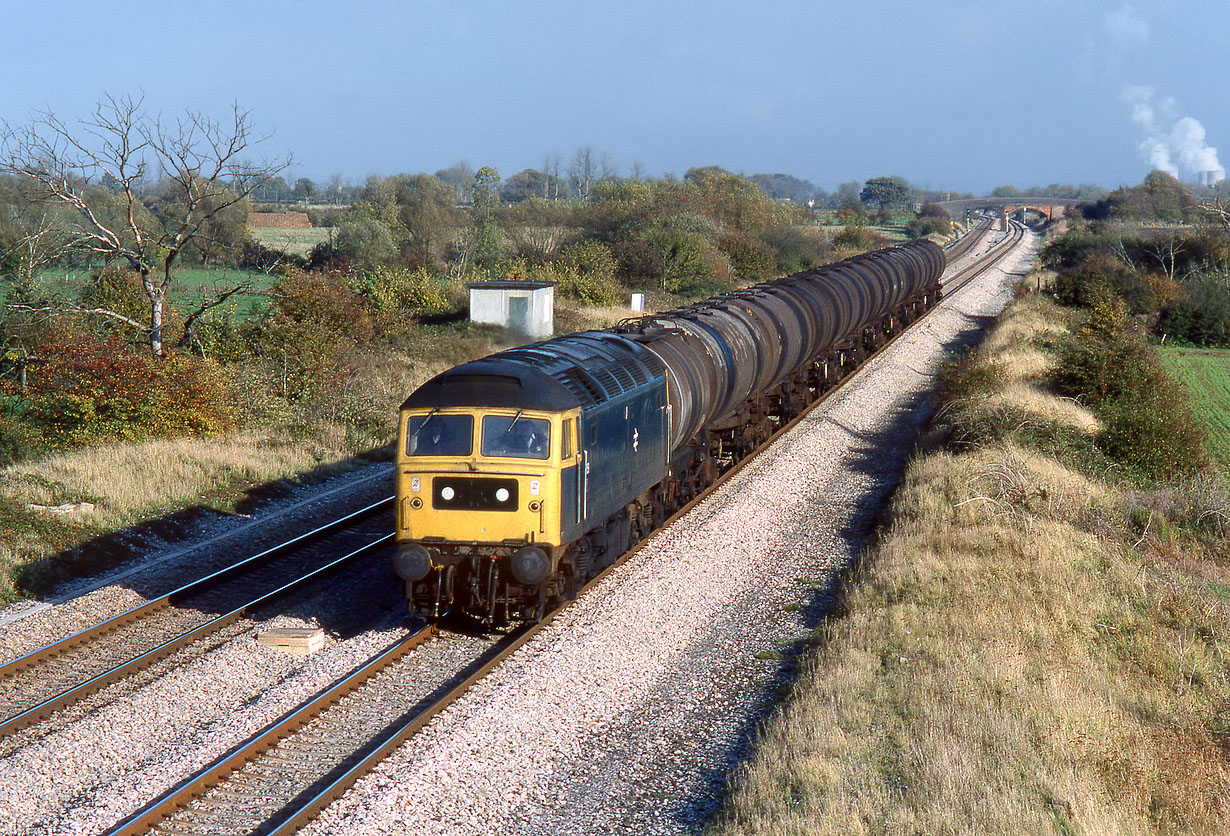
[561,418,574,459]
[481,414,550,460]
[406,414,473,456]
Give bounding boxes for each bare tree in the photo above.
[1145,234,1185,280]
[1203,198,1230,234]
[599,151,618,182]
[1,209,68,285]
[0,94,291,356]
[569,146,595,201]
[548,152,562,199]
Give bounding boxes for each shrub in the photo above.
[717,232,776,282]
[833,224,888,251]
[611,240,665,289]
[79,266,152,345]
[0,400,46,465]
[260,269,375,401]
[359,266,453,314]
[20,329,236,449]
[560,242,624,306]
[1157,269,1230,346]
[1039,229,1103,271]
[758,225,831,275]
[1052,254,1154,314]
[904,216,951,239]
[645,228,716,293]
[1098,385,1208,479]
[1054,299,1208,478]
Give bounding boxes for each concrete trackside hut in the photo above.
[467,281,555,338]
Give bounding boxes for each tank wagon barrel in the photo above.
[394,239,945,621]
[623,239,944,452]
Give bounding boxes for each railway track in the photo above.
[102,227,1032,836]
[0,498,394,739]
[942,219,1026,294]
[943,215,995,263]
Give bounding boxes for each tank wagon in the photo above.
[394,240,945,620]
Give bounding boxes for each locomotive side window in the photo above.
[481,414,551,460]
[561,418,573,459]
[407,414,473,456]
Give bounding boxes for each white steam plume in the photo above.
[1121,85,1221,179]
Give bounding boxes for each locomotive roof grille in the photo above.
[610,364,637,390]
[556,367,606,405]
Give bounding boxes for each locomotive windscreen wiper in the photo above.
[501,410,524,436]
[408,407,440,439]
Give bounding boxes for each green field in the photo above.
[32,267,274,320]
[249,226,331,256]
[1159,345,1230,468]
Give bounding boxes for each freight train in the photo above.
[393,240,946,621]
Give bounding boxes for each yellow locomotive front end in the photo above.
[396,406,580,545]
[393,404,581,619]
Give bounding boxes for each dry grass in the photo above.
[988,382,1099,436]
[0,431,363,601]
[709,290,1230,835]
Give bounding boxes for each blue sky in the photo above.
[2,1,1225,193]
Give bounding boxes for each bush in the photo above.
[717,232,775,282]
[79,266,151,345]
[1051,254,1155,314]
[611,240,665,289]
[1157,269,1230,346]
[833,224,888,251]
[758,225,831,275]
[19,330,236,449]
[560,242,624,306]
[904,216,951,239]
[358,266,453,314]
[645,228,716,293]
[1054,299,1208,478]
[260,269,376,401]
[1098,385,1208,479]
[0,399,47,465]
[1039,230,1103,271]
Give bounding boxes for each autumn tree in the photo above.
[393,174,463,267]
[0,94,291,356]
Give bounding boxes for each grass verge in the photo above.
[708,292,1230,835]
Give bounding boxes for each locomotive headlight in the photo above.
[495,487,510,503]
[440,486,455,501]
